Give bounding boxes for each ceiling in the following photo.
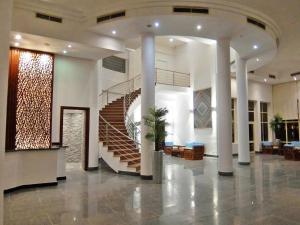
[14,0,300,84]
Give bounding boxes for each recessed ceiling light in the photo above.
[63,50,67,54]
[294,77,297,81]
[154,22,160,28]
[67,44,72,48]
[256,58,260,62]
[112,30,116,35]
[264,78,267,82]
[15,34,22,40]
[169,38,174,43]
[14,42,20,47]
[196,25,202,30]
[253,45,258,50]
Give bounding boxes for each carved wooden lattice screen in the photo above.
[6,49,54,150]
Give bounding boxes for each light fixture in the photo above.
[15,34,22,40]
[294,77,297,81]
[63,50,67,54]
[196,25,202,30]
[256,58,260,62]
[112,30,116,35]
[169,38,174,43]
[253,45,258,50]
[14,42,20,47]
[264,78,267,82]
[154,22,160,28]
[67,44,72,48]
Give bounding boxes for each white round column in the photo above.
[140,33,155,179]
[0,0,13,224]
[216,38,233,176]
[236,53,250,164]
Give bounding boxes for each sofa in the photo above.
[164,141,174,155]
[283,141,300,160]
[184,142,205,160]
[261,141,273,154]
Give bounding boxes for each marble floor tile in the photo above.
[4,154,300,225]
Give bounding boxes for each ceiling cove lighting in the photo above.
[154,22,160,27]
[253,44,258,49]
[196,25,202,30]
[15,34,22,40]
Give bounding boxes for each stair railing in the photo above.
[99,68,190,147]
[99,75,142,147]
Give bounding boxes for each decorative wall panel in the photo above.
[6,49,54,150]
[194,88,212,128]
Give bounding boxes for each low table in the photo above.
[171,145,185,158]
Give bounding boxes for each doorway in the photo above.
[60,106,90,170]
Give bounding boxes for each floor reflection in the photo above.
[4,154,300,225]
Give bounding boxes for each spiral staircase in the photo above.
[98,68,190,175]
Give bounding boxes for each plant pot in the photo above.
[153,150,163,184]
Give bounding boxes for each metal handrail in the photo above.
[99,68,190,148]
[99,114,141,148]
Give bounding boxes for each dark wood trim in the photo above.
[218,171,234,176]
[60,106,90,171]
[4,182,58,193]
[57,176,67,181]
[5,49,19,150]
[239,162,250,165]
[87,167,99,171]
[119,171,140,176]
[141,175,153,180]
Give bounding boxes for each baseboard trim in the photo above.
[255,151,264,154]
[4,182,58,193]
[87,166,99,171]
[204,153,238,158]
[57,176,67,181]
[119,171,140,176]
[239,162,250,165]
[218,171,234,176]
[141,175,153,180]
[204,154,218,158]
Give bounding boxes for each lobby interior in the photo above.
[1,0,300,225]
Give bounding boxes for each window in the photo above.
[260,102,268,141]
[232,99,235,143]
[248,101,255,151]
[286,120,299,142]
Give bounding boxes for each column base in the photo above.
[141,175,153,180]
[238,162,250,165]
[218,171,233,176]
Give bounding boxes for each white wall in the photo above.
[52,55,99,168]
[126,40,273,156]
[272,82,299,120]
[0,0,13,224]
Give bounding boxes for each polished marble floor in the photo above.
[4,154,300,225]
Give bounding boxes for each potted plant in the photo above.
[143,107,169,184]
[270,114,283,139]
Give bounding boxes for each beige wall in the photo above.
[272,82,299,120]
